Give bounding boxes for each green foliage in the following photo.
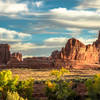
[0,70,19,92]
[45,68,76,100]
[0,70,12,87]
[0,70,34,100]
[6,91,27,100]
[0,70,19,99]
[17,79,34,100]
[85,74,100,100]
[51,67,69,81]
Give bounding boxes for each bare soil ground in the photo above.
[0,68,100,81]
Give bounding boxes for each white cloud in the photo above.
[0,27,31,42]
[88,30,98,34]
[49,8,100,30]
[50,8,100,18]
[11,43,36,50]
[78,37,97,45]
[50,8,67,15]
[32,1,43,8]
[10,36,98,57]
[0,0,28,13]
[11,37,68,51]
[44,37,67,45]
[66,28,82,37]
[76,0,100,10]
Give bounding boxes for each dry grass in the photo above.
[1,68,100,81]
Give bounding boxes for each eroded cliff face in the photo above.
[0,44,10,64]
[1,31,100,68]
[7,52,23,65]
[51,31,100,65]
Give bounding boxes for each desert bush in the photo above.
[6,91,27,100]
[85,74,100,100]
[45,68,76,100]
[17,79,34,100]
[0,70,19,99]
[0,70,34,100]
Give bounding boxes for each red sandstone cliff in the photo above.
[51,31,100,65]
[1,31,100,69]
[7,52,22,65]
[0,44,10,64]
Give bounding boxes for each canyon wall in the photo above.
[0,44,10,64]
[1,31,100,69]
[51,31,100,66]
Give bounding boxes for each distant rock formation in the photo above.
[51,50,61,59]
[7,52,22,65]
[93,31,100,48]
[51,31,100,65]
[7,57,54,69]
[1,31,100,69]
[11,52,22,62]
[0,44,10,64]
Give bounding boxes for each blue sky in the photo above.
[0,0,100,57]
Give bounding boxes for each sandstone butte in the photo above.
[1,31,100,69]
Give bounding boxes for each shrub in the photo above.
[50,67,69,81]
[17,79,34,100]
[45,68,76,100]
[6,91,27,100]
[0,70,34,100]
[85,74,100,100]
[0,70,19,99]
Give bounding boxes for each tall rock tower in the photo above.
[0,44,10,64]
[93,31,100,48]
[98,31,100,40]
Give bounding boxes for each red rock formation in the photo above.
[7,52,22,65]
[64,38,86,60]
[51,31,100,65]
[11,52,22,61]
[2,31,100,69]
[0,44,10,64]
[93,31,100,48]
[7,57,54,69]
[51,50,61,59]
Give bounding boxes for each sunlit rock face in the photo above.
[51,50,61,59]
[7,52,23,65]
[93,31,100,48]
[0,44,10,64]
[51,31,100,65]
[11,52,22,62]
[1,31,100,69]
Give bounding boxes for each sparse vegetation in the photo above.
[85,74,100,100]
[0,68,100,100]
[6,91,27,100]
[45,68,76,100]
[0,70,34,100]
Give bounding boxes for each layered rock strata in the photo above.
[51,31,100,65]
[0,44,10,64]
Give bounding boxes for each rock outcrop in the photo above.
[93,31,100,48]
[1,31,100,69]
[51,50,61,59]
[11,52,22,62]
[51,31,100,65]
[7,52,22,65]
[0,44,10,64]
[7,57,54,69]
